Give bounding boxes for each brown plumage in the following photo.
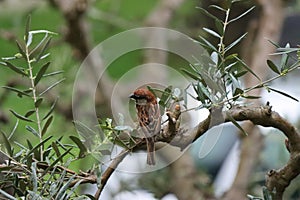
[130,88,161,165]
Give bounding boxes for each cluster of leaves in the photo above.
[181,2,259,110]
[0,16,92,199]
[181,1,299,111]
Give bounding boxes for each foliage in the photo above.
[0,16,92,199]
[0,0,300,199]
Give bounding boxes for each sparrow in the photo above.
[130,88,161,165]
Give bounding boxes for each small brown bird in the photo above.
[130,88,161,165]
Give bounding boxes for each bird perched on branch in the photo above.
[130,88,161,165]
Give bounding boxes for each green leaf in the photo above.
[30,162,38,193]
[41,148,72,177]
[43,70,64,77]
[73,121,97,138]
[215,19,224,35]
[43,97,58,120]
[225,33,247,52]
[228,6,255,24]
[4,61,27,76]
[2,86,30,97]
[36,38,52,62]
[209,4,227,12]
[197,7,221,22]
[226,112,248,136]
[27,139,33,150]
[229,73,241,89]
[39,78,65,96]
[197,82,212,102]
[42,115,53,136]
[159,86,172,108]
[198,36,218,51]
[193,83,206,104]
[24,15,31,45]
[267,60,280,74]
[181,68,199,80]
[203,27,221,38]
[280,51,289,72]
[24,110,35,117]
[267,39,280,48]
[15,40,26,59]
[235,70,248,78]
[23,136,52,161]
[26,125,39,137]
[268,87,299,102]
[35,98,43,108]
[56,174,76,200]
[234,55,261,81]
[0,131,13,156]
[52,142,62,162]
[242,95,261,99]
[9,109,33,122]
[65,179,84,200]
[69,136,88,158]
[34,62,50,85]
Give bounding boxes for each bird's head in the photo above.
[129,88,157,105]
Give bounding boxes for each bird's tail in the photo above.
[146,137,155,165]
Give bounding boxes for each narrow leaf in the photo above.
[181,68,199,80]
[10,109,33,122]
[268,87,299,102]
[52,142,62,162]
[8,120,19,140]
[73,121,97,137]
[280,52,289,72]
[25,125,39,137]
[225,33,247,52]
[69,136,88,158]
[215,19,224,35]
[65,179,84,200]
[226,112,248,136]
[56,174,76,200]
[39,78,65,96]
[243,95,261,99]
[23,136,52,161]
[267,60,280,74]
[235,70,248,78]
[197,7,221,21]
[30,162,38,192]
[43,70,64,77]
[2,86,30,97]
[42,115,53,136]
[15,40,26,59]
[34,62,50,85]
[36,38,52,62]
[209,5,227,12]
[0,131,13,156]
[234,55,261,81]
[203,27,221,38]
[228,6,255,24]
[198,36,218,51]
[5,61,27,76]
[24,110,35,117]
[35,98,43,108]
[43,97,58,120]
[267,39,280,48]
[41,148,72,177]
[24,15,31,45]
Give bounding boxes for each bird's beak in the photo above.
[129,94,136,99]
